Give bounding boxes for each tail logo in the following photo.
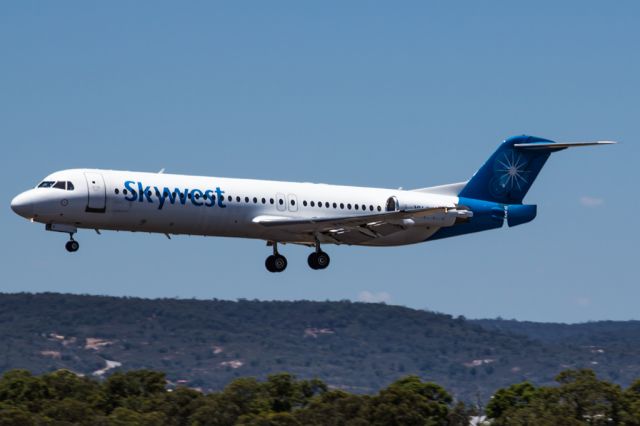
[490,150,531,197]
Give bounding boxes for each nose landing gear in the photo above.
[265,242,287,273]
[45,224,80,253]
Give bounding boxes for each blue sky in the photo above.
[2,1,637,323]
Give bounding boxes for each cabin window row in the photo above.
[301,200,381,212]
[114,188,382,211]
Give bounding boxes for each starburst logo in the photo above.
[493,150,530,193]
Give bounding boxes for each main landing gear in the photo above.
[308,240,330,270]
[264,241,331,272]
[265,242,288,273]
[65,234,79,253]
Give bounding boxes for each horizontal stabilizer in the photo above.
[514,141,616,152]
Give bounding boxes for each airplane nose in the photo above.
[10,192,35,218]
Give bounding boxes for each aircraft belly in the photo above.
[256,226,442,247]
[359,226,440,246]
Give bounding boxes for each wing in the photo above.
[253,207,450,244]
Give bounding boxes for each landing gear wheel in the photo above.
[266,255,276,272]
[265,254,287,272]
[65,240,79,252]
[308,251,330,270]
[273,255,287,272]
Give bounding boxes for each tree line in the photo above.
[1,368,640,425]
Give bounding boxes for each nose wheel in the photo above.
[265,242,287,273]
[308,240,330,270]
[65,236,79,253]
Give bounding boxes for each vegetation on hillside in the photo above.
[2,293,640,402]
[2,368,640,425]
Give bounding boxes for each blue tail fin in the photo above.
[459,135,555,204]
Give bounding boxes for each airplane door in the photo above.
[84,172,106,213]
[276,193,287,211]
[287,194,298,212]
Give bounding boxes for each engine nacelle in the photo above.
[506,204,537,227]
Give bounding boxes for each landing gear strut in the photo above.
[265,242,287,273]
[65,234,79,253]
[308,240,330,270]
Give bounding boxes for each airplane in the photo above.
[10,135,614,272]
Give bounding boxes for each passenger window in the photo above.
[115,188,119,194]
[279,199,284,205]
[347,203,352,210]
[354,204,359,210]
[262,197,266,204]
[292,200,296,206]
[369,205,374,211]
[340,203,344,209]
[236,196,241,202]
[324,202,329,208]
[38,181,55,188]
[303,201,308,206]
[310,201,315,207]
[53,181,66,189]
[377,206,382,212]
[270,198,274,204]
[228,195,232,202]
[253,197,258,203]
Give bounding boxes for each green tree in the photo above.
[553,369,625,425]
[0,404,36,426]
[370,376,452,425]
[487,370,628,426]
[293,390,372,426]
[107,407,167,426]
[0,370,49,412]
[100,370,166,413]
[265,373,326,412]
[147,386,204,426]
[40,398,96,425]
[42,369,100,403]
[485,382,537,419]
[623,378,640,424]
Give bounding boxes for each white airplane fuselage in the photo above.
[11,168,458,247]
[10,135,614,272]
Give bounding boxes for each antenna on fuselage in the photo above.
[158,168,165,174]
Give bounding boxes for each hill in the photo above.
[1,293,640,402]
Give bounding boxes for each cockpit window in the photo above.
[53,181,66,189]
[38,181,55,188]
[67,182,74,190]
